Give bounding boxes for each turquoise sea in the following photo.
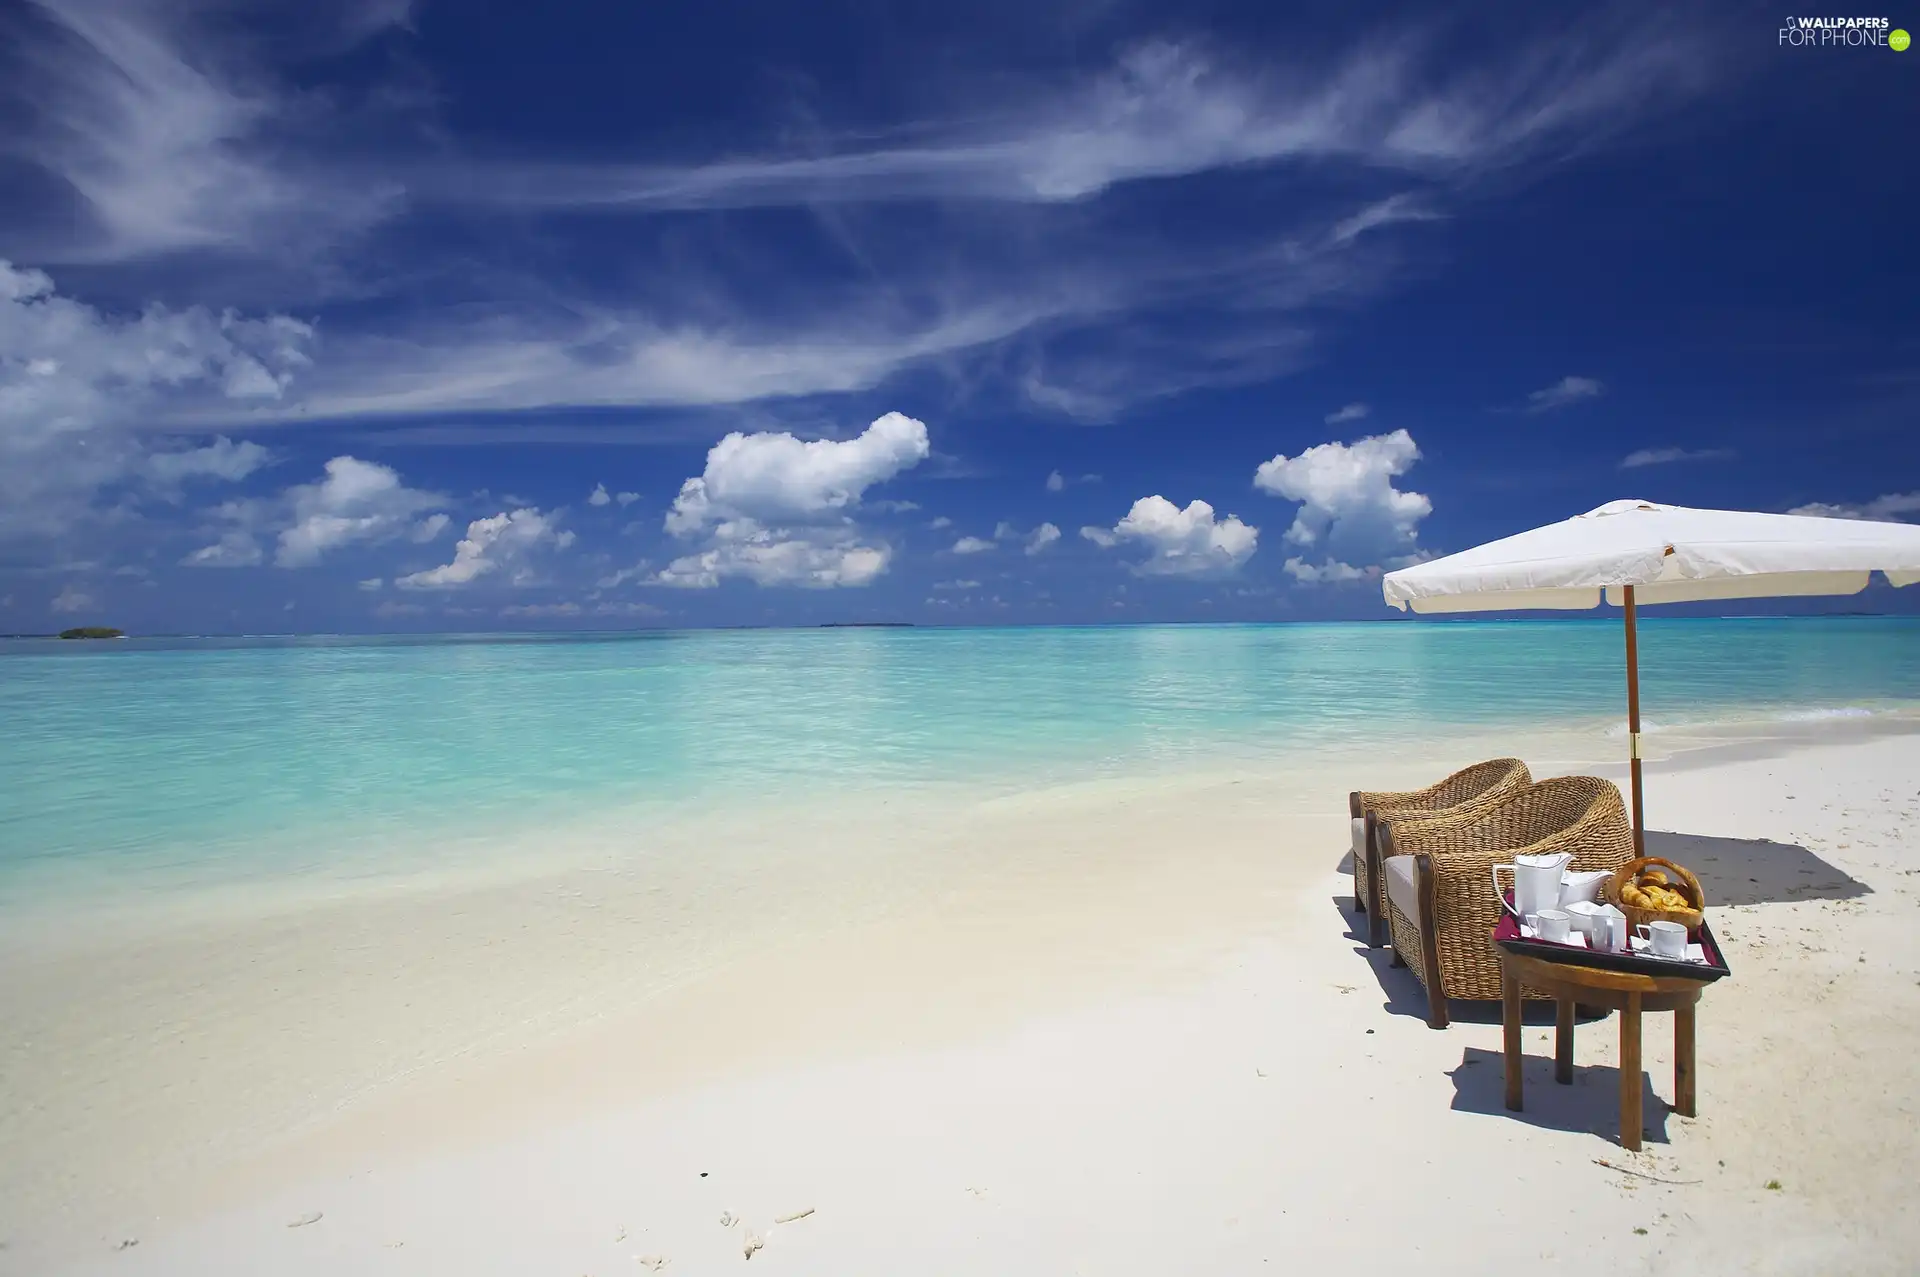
[3,618,1918,911]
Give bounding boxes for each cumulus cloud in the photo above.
[0,260,313,543]
[1047,470,1066,492]
[1082,496,1257,577]
[1324,402,1370,425]
[929,516,953,530]
[1526,375,1604,413]
[1283,557,1368,583]
[616,491,640,506]
[1026,522,1062,555]
[588,484,611,506]
[1620,446,1735,469]
[397,508,574,589]
[1254,428,1430,579]
[274,457,445,567]
[51,585,95,614]
[665,412,929,533]
[953,536,995,555]
[1788,493,1920,522]
[652,412,931,588]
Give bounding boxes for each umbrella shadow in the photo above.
[1644,830,1869,906]
[1449,1045,1673,1147]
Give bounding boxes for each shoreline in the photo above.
[5,721,1920,1272]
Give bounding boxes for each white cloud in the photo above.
[1324,402,1370,425]
[51,585,95,614]
[412,512,451,542]
[1283,557,1369,583]
[592,600,664,618]
[616,491,640,506]
[929,516,953,530]
[869,499,920,513]
[180,529,264,568]
[1026,522,1062,555]
[0,261,313,542]
[147,437,272,487]
[358,577,384,591]
[1621,446,1735,469]
[372,600,425,619]
[653,521,890,590]
[1046,470,1066,492]
[1254,428,1430,574]
[1084,496,1258,577]
[665,412,930,533]
[275,457,445,567]
[397,508,574,589]
[653,413,930,588]
[952,536,996,555]
[588,483,611,506]
[501,602,583,618]
[932,579,981,591]
[1526,375,1604,413]
[1788,493,1920,522]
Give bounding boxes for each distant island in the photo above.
[58,627,125,640]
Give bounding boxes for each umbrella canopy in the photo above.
[1381,499,1920,853]
[1383,499,1920,614]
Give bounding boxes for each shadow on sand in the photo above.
[1643,829,1869,906]
[1447,1045,1675,1148]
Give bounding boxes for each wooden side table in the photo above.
[1495,946,1706,1151]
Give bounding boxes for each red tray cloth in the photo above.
[1491,898,1731,982]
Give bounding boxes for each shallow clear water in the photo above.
[2,619,1917,905]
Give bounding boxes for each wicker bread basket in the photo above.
[1605,856,1706,930]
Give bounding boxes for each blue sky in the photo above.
[1,1,1915,632]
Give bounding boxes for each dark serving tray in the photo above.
[1492,907,1732,984]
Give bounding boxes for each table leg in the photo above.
[1619,993,1643,1152]
[1675,999,1697,1118]
[1503,972,1523,1112]
[1555,996,1574,1085]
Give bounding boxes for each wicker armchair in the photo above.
[1349,758,1531,948]
[1377,775,1636,1029]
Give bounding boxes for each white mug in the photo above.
[1637,919,1688,959]
[1535,909,1573,944]
[1599,913,1629,953]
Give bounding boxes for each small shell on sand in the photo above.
[774,1208,814,1224]
[635,1255,668,1271]
[287,1212,323,1229]
[742,1227,764,1259]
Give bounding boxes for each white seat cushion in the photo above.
[1350,817,1367,867]
[1384,853,1421,931]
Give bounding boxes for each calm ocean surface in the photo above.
[3,619,1917,907]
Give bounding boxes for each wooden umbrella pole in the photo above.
[1623,584,1645,856]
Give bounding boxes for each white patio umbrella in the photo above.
[1381,499,1920,853]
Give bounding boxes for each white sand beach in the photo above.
[7,723,1920,1275]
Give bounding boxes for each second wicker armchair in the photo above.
[1349,757,1532,948]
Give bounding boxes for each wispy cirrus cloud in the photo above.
[446,34,1710,214]
[2,0,411,263]
[1525,375,1604,413]
[1620,445,1735,468]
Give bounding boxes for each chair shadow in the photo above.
[1330,895,1592,1027]
[1645,830,1869,906]
[1449,1045,1673,1147]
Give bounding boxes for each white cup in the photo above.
[1535,909,1573,944]
[1637,919,1688,959]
